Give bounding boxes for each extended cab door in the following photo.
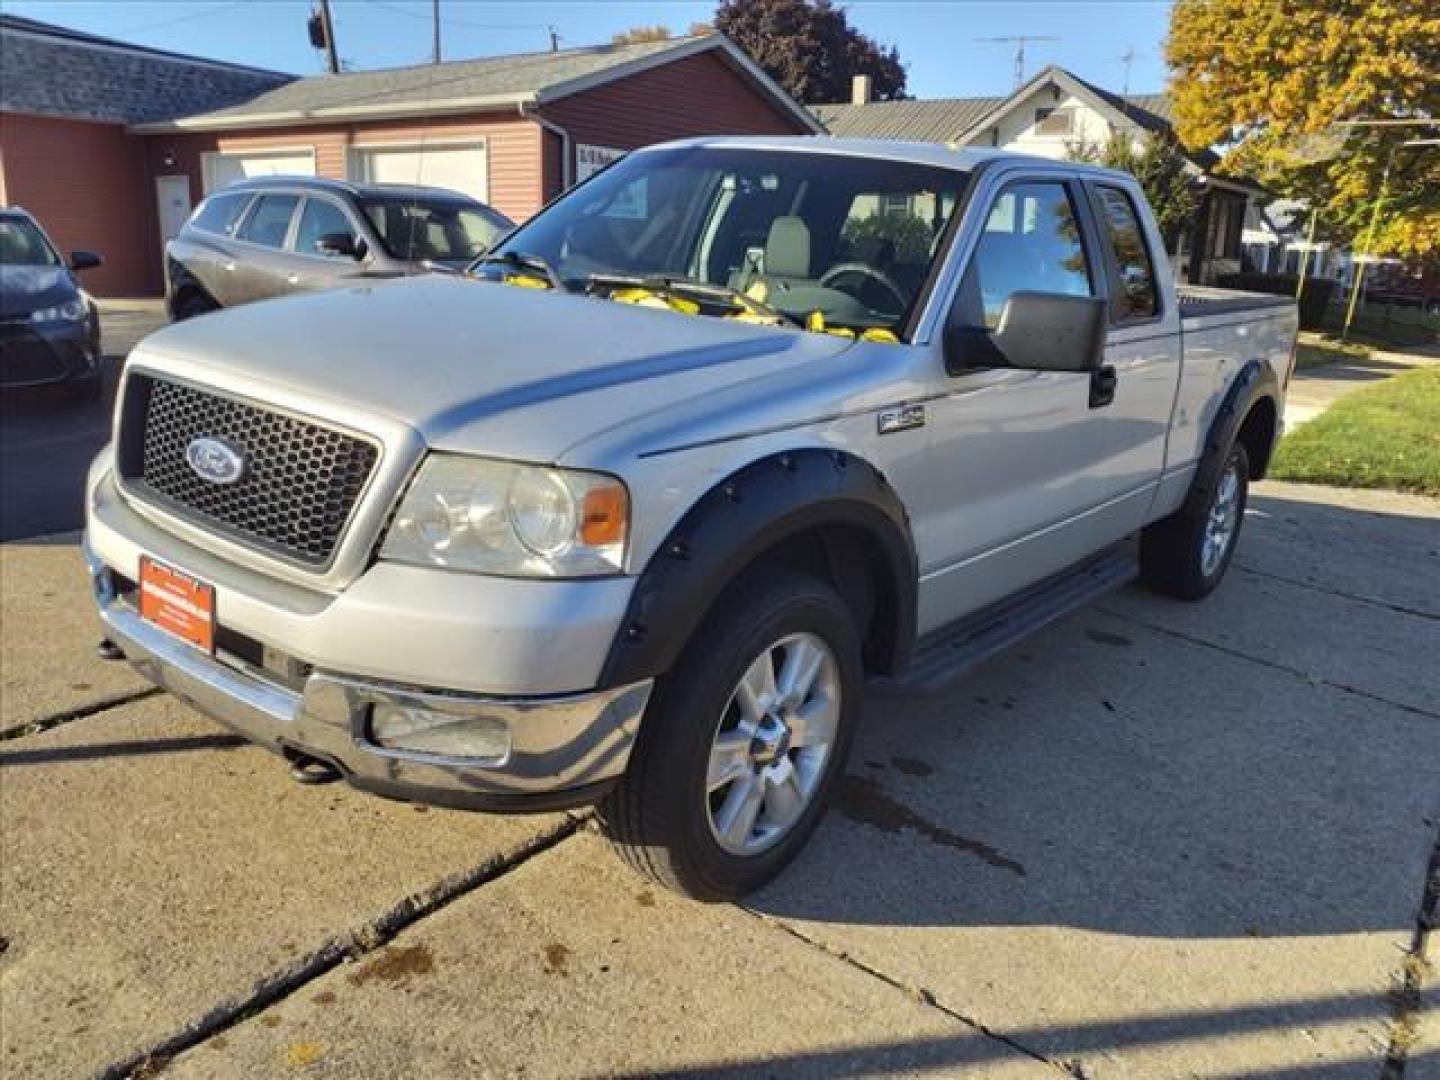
[229,192,303,304]
[911,169,1170,632]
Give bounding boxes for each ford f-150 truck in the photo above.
[85,138,1297,899]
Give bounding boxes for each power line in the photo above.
[112,1,250,36]
[352,0,545,33]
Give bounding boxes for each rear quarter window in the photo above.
[190,192,251,236]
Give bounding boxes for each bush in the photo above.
[1217,272,1337,330]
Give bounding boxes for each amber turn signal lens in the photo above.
[580,483,628,547]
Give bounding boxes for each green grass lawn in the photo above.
[1294,334,1371,369]
[1271,367,1440,497]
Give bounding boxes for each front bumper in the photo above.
[0,315,100,388]
[86,541,651,810]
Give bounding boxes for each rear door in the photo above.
[230,193,302,304]
[1081,179,1182,526]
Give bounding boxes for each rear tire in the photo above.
[600,570,862,901]
[173,291,217,321]
[1141,442,1250,600]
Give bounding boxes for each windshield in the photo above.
[359,196,509,264]
[483,147,970,338]
[0,217,60,267]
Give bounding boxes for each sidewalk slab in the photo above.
[168,832,1052,1080]
[1241,482,1440,619]
[0,696,565,1078]
[0,536,150,730]
[753,604,1438,1079]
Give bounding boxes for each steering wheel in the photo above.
[818,262,908,313]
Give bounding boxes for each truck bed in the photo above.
[1176,285,1296,321]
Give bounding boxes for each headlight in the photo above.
[31,298,85,324]
[380,454,628,577]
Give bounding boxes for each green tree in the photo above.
[714,0,906,104]
[1067,134,1199,252]
[1166,0,1439,258]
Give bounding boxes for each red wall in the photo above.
[538,50,808,200]
[0,112,160,297]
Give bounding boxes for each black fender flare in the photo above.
[1185,358,1280,514]
[598,449,917,688]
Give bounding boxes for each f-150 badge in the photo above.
[878,404,926,434]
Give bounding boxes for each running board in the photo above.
[872,545,1139,696]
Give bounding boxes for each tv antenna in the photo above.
[974,35,1060,89]
[1108,46,1141,97]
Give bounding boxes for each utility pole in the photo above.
[432,0,441,64]
[1109,46,1138,98]
[317,0,339,74]
[974,35,1060,89]
[548,25,560,52]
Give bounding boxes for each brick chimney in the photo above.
[851,74,873,104]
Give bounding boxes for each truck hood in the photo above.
[135,275,855,462]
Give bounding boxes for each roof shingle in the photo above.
[0,14,292,125]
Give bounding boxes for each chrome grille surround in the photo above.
[116,373,381,569]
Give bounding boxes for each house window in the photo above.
[1034,107,1074,137]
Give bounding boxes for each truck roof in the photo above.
[641,135,1136,183]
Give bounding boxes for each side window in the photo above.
[958,180,1093,328]
[293,198,355,257]
[238,194,299,249]
[190,192,250,236]
[1095,186,1158,321]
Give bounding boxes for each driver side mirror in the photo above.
[70,250,102,272]
[317,232,364,260]
[944,292,1107,375]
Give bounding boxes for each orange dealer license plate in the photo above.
[138,556,215,654]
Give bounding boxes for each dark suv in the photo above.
[165,177,512,320]
[0,207,103,398]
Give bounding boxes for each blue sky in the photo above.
[7,0,1176,100]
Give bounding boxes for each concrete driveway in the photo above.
[1,481,1436,1078]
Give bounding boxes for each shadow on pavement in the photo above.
[0,733,245,767]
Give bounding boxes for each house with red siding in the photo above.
[1,16,820,297]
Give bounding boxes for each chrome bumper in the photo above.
[85,539,651,811]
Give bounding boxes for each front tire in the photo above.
[601,571,862,901]
[1141,442,1250,600]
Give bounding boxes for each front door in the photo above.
[913,175,1152,632]
[155,176,192,261]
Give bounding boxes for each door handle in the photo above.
[221,261,236,272]
[1089,364,1117,409]
[286,274,300,286]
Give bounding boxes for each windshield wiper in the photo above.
[471,250,568,292]
[585,273,803,328]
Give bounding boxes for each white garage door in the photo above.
[203,149,316,193]
[349,143,488,202]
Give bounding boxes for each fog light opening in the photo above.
[369,703,512,763]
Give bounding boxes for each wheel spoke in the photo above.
[733,652,777,725]
[762,764,805,829]
[707,730,751,792]
[776,638,824,707]
[715,773,764,848]
[788,693,837,748]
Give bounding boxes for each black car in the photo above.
[0,207,103,399]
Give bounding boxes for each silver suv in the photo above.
[164,177,511,320]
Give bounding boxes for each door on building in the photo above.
[155,175,192,261]
[348,142,488,202]
[202,149,317,193]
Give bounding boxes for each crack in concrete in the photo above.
[1381,823,1440,1079]
[0,687,162,742]
[96,814,587,1079]
[1096,607,1440,723]
[1234,563,1440,623]
[743,910,1084,1077]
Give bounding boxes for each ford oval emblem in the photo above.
[185,436,247,485]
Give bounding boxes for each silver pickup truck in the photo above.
[85,138,1297,899]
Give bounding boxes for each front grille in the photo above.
[0,324,67,386]
[119,374,380,568]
